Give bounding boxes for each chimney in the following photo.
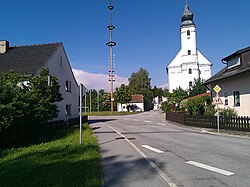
[0,40,9,54]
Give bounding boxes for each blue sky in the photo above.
[1,0,250,90]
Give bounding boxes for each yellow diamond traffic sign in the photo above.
[213,85,221,93]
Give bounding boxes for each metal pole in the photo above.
[90,89,92,114]
[97,89,100,113]
[84,88,86,114]
[79,84,82,144]
[217,103,220,133]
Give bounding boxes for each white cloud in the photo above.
[157,83,169,89]
[72,68,128,91]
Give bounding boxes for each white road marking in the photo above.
[133,119,139,121]
[157,123,166,126]
[186,161,235,176]
[103,123,177,187]
[144,120,151,123]
[142,145,164,154]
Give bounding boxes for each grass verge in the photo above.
[0,124,102,187]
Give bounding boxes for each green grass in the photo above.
[0,124,102,187]
[85,111,138,116]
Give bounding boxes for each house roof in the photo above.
[182,92,211,103]
[0,42,61,75]
[222,46,250,62]
[130,94,144,103]
[205,46,250,84]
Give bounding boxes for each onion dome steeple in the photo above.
[181,3,195,27]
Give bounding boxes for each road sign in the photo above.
[213,85,221,93]
[212,93,223,105]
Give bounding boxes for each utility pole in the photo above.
[106,0,116,113]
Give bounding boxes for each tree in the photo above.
[0,68,63,147]
[114,84,132,111]
[189,79,206,97]
[128,68,153,110]
[168,87,188,110]
[152,86,164,98]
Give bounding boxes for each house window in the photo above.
[224,92,228,106]
[66,81,71,92]
[189,81,192,88]
[188,50,191,55]
[188,68,192,74]
[66,104,71,115]
[187,30,190,36]
[60,56,63,67]
[233,91,240,106]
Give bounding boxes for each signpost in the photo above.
[213,85,223,133]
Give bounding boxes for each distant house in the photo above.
[0,40,79,121]
[117,94,144,112]
[204,46,250,116]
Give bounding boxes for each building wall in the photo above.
[207,73,250,117]
[168,50,211,92]
[35,45,79,121]
[117,103,144,112]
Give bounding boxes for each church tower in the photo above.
[167,3,212,93]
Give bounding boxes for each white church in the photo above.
[167,3,212,93]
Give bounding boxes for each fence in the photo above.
[166,112,250,132]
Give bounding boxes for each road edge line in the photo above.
[103,122,178,187]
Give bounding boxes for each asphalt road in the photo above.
[90,110,250,187]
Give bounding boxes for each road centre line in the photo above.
[186,161,235,176]
[142,145,164,154]
[144,120,151,123]
[157,123,166,126]
[133,119,139,121]
[103,122,177,187]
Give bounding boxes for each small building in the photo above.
[166,3,212,93]
[117,94,144,112]
[204,46,250,116]
[0,40,79,121]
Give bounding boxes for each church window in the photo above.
[188,68,192,74]
[187,30,190,36]
[188,50,191,55]
[189,81,192,88]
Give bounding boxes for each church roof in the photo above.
[181,3,195,27]
[0,42,61,75]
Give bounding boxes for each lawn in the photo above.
[0,124,102,187]
[85,111,138,116]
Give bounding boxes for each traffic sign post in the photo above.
[213,85,222,133]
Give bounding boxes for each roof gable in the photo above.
[0,43,61,75]
[130,94,144,103]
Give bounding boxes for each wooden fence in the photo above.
[166,112,250,132]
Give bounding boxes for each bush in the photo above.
[0,68,63,148]
[204,104,216,116]
[161,101,170,112]
[219,108,237,116]
[187,97,206,115]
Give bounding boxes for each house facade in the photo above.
[0,40,79,121]
[204,46,250,117]
[166,3,212,92]
[117,94,144,112]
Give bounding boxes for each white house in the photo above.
[117,94,144,112]
[0,40,79,121]
[204,46,250,117]
[167,3,212,93]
